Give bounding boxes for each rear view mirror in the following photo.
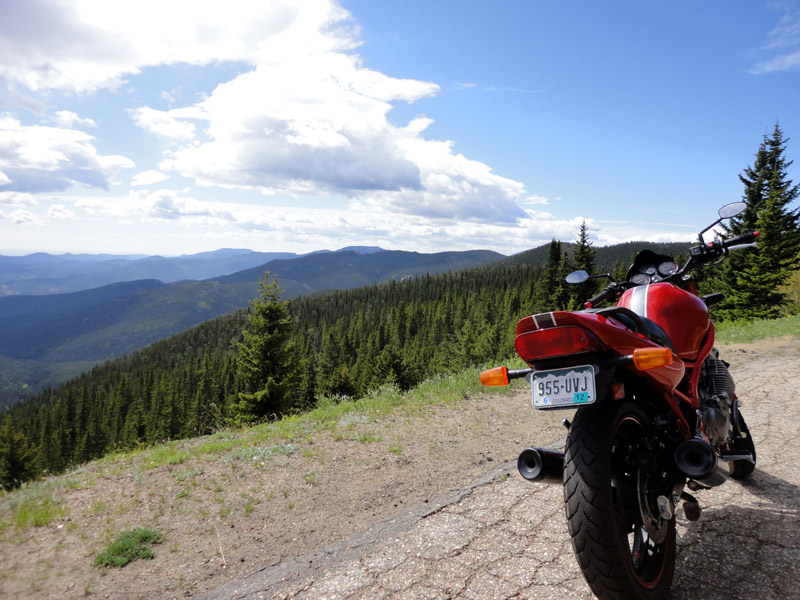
[718,201,747,220]
[566,270,589,284]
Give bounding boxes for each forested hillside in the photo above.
[0,248,503,408]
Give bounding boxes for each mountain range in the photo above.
[0,247,503,407]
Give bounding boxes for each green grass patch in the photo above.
[716,315,800,344]
[94,527,164,568]
[143,444,187,469]
[2,486,67,530]
[225,444,300,463]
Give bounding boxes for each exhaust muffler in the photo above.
[674,438,730,487]
[517,447,564,483]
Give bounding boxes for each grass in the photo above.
[94,527,164,568]
[0,485,67,531]
[716,314,800,344]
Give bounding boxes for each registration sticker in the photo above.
[531,365,596,409]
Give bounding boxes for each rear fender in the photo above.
[516,311,685,393]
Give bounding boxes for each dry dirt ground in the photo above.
[0,337,796,600]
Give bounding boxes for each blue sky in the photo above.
[1,0,798,256]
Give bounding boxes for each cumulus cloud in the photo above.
[52,110,96,128]
[8,209,40,225]
[76,188,235,223]
[0,0,357,92]
[0,191,36,205]
[155,59,529,222]
[1,0,538,245]
[129,107,196,142]
[158,56,439,196]
[0,115,134,193]
[131,170,169,186]
[48,204,74,219]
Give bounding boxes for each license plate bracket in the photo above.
[530,364,596,409]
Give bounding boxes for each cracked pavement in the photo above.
[202,343,800,600]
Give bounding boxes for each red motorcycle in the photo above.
[481,202,759,600]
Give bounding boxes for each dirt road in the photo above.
[203,341,800,600]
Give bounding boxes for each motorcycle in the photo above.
[480,202,759,600]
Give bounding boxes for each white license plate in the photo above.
[531,365,596,409]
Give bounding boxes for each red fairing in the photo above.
[617,283,710,360]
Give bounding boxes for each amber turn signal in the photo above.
[632,347,673,371]
[480,366,510,386]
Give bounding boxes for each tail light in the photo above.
[515,325,599,362]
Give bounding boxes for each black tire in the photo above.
[730,412,756,480]
[564,401,676,600]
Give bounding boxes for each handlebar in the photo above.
[584,284,617,309]
[578,230,759,308]
[688,230,760,267]
[722,230,760,248]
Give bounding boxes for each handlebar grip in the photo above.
[723,230,759,248]
[584,287,613,309]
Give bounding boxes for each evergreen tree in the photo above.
[570,221,598,307]
[717,124,800,320]
[232,273,302,423]
[553,250,573,310]
[0,417,39,490]
[533,240,563,311]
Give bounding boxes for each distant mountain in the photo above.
[503,241,691,270]
[0,249,299,296]
[0,248,503,407]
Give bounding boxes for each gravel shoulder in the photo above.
[1,337,798,599]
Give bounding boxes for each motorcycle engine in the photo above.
[697,349,735,446]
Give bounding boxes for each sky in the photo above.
[1,0,799,257]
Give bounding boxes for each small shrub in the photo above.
[94,528,164,568]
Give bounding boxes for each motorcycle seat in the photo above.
[585,306,674,351]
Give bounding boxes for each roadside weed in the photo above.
[94,528,164,568]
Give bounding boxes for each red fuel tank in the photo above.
[617,282,710,360]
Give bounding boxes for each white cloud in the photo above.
[0,0,532,226]
[9,209,40,225]
[0,191,36,205]
[524,195,550,206]
[156,58,530,223]
[0,0,358,93]
[131,170,170,186]
[52,110,96,128]
[129,107,196,142]
[48,204,74,219]
[0,115,135,193]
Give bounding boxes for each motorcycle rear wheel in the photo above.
[564,401,676,600]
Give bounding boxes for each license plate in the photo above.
[531,365,596,409]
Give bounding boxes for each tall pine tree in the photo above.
[570,221,598,307]
[232,273,303,423]
[717,124,800,320]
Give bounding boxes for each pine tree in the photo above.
[0,417,39,490]
[570,221,598,307]
[717,124,800,320]
[533,240,563,311]
[232,273,302,423]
